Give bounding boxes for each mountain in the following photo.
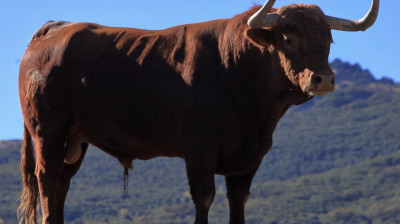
[1,59,399,224]
[254,59,400,183]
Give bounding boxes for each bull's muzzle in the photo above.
[307,71,335,96]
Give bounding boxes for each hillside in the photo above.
[122,151,400,224]
[1,59,399,223]
[255,59,400,183]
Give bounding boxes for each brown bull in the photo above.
[18,0,378,223]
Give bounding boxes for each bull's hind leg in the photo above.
[54,143,88,223]
[33,130,67,224]
[225,164,260,224]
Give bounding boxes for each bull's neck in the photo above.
[220,22,310,108]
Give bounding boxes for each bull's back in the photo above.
[19,21,201,157]
[20,21,187,103]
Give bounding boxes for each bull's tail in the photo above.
[17,124,38,224]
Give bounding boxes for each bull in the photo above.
[18,0,379,223]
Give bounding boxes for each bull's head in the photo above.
[245,0,379,96]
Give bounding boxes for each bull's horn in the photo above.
[247,0,280,28]
[326,0,379,31]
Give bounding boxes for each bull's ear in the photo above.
[244,28,273,48]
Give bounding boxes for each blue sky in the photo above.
[0,0,398,140]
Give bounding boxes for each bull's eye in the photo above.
[283,34,292,44]
[282,33,298,51]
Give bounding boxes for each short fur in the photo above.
[19,4,336,224]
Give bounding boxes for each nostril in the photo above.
[331,77,335,85]
[315,76,322,84]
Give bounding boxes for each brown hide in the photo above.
[18,5,336,224]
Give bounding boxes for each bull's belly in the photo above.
[71,107,186,160]
[67,92,270,174]
[67,83,194,157]
[68,116,268,176]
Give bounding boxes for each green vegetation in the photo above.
[255,59,400,183]
[1,59,399,223]
[246,151,400,224]
[0,141,22,224]
[130,151,400,224]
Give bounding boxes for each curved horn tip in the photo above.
[327,0,379,32]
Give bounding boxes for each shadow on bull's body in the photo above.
[18,0,378,223]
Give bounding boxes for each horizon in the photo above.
[1,0,398,140]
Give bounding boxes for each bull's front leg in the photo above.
[189,177,215,224]
[184,141,217,224]
[225,164,260,224]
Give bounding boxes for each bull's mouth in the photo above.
[307,89,332,96]
[302,83,335,96]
